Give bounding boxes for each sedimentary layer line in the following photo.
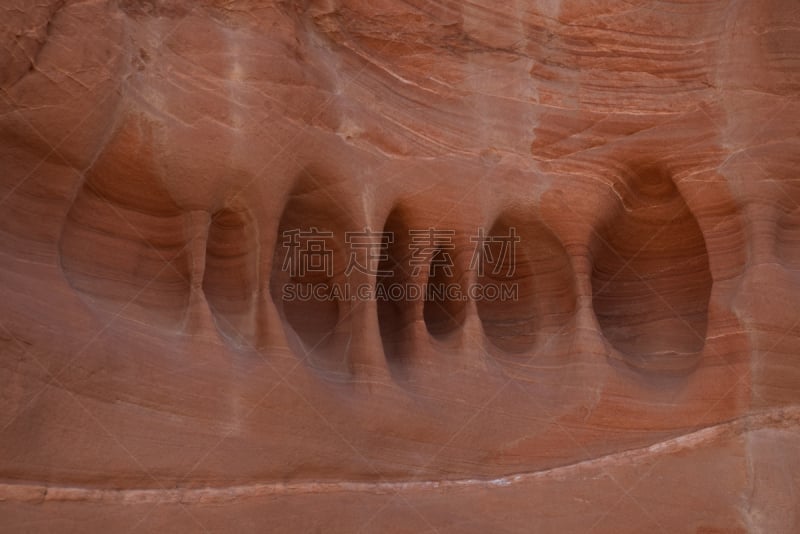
[1,406,798,505]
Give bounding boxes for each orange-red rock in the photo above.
[1,0,799,532]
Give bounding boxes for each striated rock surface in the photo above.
[0,0,799,532]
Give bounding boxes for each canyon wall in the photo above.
[1,0,799,532]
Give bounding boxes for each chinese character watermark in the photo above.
[281,228,334,278]
[279,227,520,303]
[469,227,520,277]
[344,229,393,276]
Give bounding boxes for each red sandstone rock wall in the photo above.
[1,0,799,532]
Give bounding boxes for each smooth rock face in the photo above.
[0,0,798,532]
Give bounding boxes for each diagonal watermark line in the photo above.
[168,167,499,530]
[284,380,442,533]
[0,0,215,432]
[0,319,213,534]
[3,2,792,532]
[553,91,797,516]
[0,5,220,530]
[160,157,505,532]
[553,183,744,533]
[338,172,728,526]
[169,293,443,532]
[0,241,196,436]
[144,21,530,530]
[0,0,195,209]
[172,299,366,482]
[540,19,800,531]
[127,169,460,531]
[350,7,800,530]
[583,366,755,533]
[583,98,800,526]
[0,90,120,210]
[352,319,581,528]
[364,86,789,527]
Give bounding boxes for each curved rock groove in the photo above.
[376,205,415,365]
[203,206,259,343]
[59,123,191,328]
[423,244,467,340]
[269,170,352,373]
[776,182,800,271]
[592,168,712,374]
[477,211,577,354]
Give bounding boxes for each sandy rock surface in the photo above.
[1,0,799,532]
